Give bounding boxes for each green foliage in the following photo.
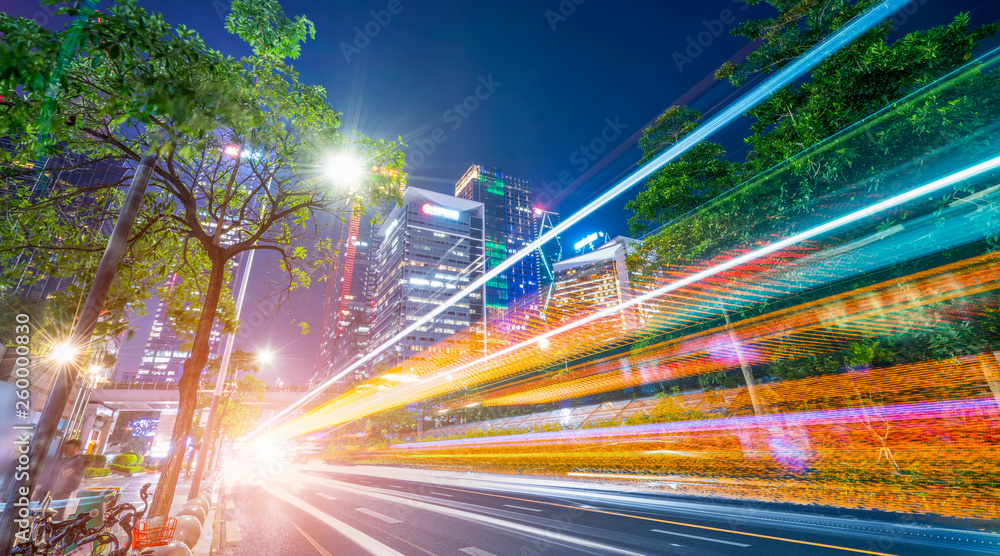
[626,106,737,236]
[218,375,266,440]
[111,453,138,466]
[0,0,406,515]
[628,4,1000,272]
[83,467,111,479]
[81,454,107,469]
[108,464,145,475]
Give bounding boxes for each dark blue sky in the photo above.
[5,0,999,384]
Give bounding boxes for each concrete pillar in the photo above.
[78,410,98,453]
[96,412,117,455]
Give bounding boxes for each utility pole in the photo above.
[0,155,157,554]
[188,248,256,498]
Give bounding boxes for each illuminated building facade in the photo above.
[549,236,641,330]
[127,218,245,383]
[370,187,485,370]
[455,166,536,334]
[314,207,381,386]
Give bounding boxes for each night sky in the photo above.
[5,0,1000,385]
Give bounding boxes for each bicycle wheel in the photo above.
[88,533,119,556]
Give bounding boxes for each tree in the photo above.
[625,106,737,236]
[0,0,405,516]
[628,4,1000,271]
[218,375,266,440]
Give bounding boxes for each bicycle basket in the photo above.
[133,517,177,548]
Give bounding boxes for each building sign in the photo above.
[574,232,601,251]
[421,203,460,220]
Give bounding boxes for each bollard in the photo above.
[171,515,202,549]
[191,496,211,514]
[177,504,206,525]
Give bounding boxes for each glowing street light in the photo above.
[256,349,274,367]
[50,343,78,365]
[323,152,366,187]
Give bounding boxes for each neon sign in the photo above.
[421,203,460,220]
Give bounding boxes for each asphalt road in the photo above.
[218,464,999,556]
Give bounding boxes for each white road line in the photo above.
[317,493,337,501]
[225,499,236,510]
[459,548,498,556]
[651,529,750,547]
[267,487,404,556]
[302,475,645,556]
[388,485,405,489]
[502,504,543,513]
[356,507,403,524]
[225,520,243,542]
[432,492,454,497]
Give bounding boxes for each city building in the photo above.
[455,165,536,338]
[370,187,486,370]
[314,207,382,386]
[128,217,245,383]
[549,236,642,331]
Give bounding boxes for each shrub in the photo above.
[82,455,107,469]
[109,464,145,475]
[112,453,138,466]
[84,467,111,479]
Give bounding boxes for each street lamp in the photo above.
[188,149,369,496]
[323,152,366,187]
[50,342,78,365]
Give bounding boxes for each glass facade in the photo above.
[370,187,485,370]
[455,165,537,340]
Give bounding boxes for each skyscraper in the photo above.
[314,207,381,386]
[370,187,485,370]
[455,165,536,339]
[532,207,562,306]
[549,236,642,331]
[129,218,245,383]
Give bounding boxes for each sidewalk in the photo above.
[80,472,220,555]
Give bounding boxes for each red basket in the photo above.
[133,517,177,548]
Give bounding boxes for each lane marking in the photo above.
[432,492,454,497]
[268,487,403,556]
[502,504,543,513]
[388,485,405,489]
[291,522,334,556]
[317,493,337,501]
[433,485,899,555]
[460,549,498,556]
[225,520,242,542]
[356,507,402,524]
[651,528,751,547]
[225,499,236,510]
[303,476,645,556]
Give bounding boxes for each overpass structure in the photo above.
[76,382,316,456]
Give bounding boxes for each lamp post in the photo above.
[187,150,366,497]
[0,155,158,553]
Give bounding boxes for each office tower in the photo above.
[370,187,485,370]
[549,236,642,331]
[314,207,381,386]
[455,166,537,336]
[532,208,562,313]
[129,218,245,383]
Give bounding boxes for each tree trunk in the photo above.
[149,257,227,518]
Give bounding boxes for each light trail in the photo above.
[247,0,912,439]
[261,152,1000,439]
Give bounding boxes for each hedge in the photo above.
[111,453,140,466]
[82,455,107,469]
[109,464,145,475]
[84,467,111,479]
